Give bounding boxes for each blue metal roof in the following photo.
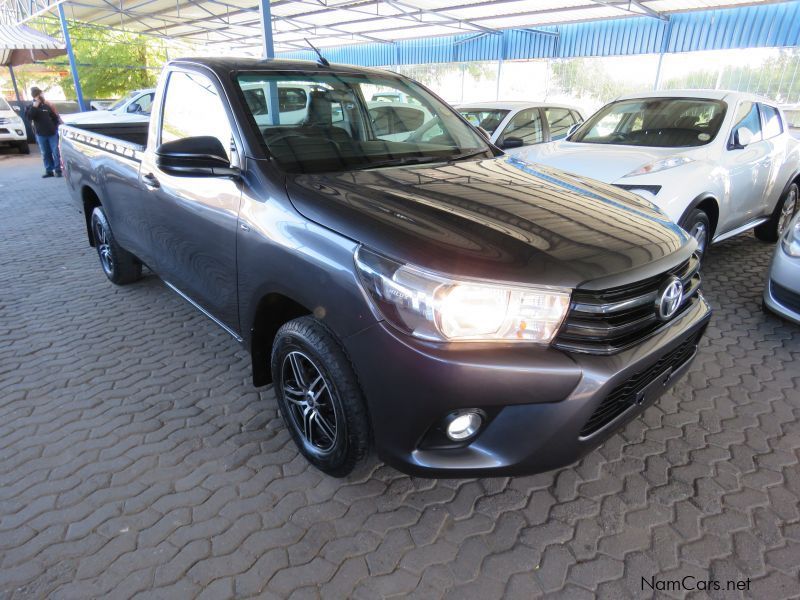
[277,1,800,66]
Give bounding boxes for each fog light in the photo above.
[15,130,24,136]
[445,411,483,441]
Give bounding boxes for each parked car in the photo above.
[371,90,420,105]
[457,102,584,153]
[516,91,800,260]
[764,209,800,324]
[62,88,155,125]
[60,58,711,477]
[0,96,29,154]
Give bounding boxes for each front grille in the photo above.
[580,330,702,437]
[554,254,702,354]
[771,280,800,313]
[0,128,8,134]
[0,117,8,124]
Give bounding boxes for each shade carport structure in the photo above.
[0,24,65,102]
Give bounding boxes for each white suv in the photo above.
[516,90,800,259]
[0,97,29,154]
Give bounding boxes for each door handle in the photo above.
[142,172,160,189]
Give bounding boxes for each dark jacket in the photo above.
[25,101,61,137]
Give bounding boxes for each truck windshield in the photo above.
[236,72,490,173]
[0,98,11,111]
[571,98,727,147]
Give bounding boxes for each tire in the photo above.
[271,316,370,477]
[680,208,711,262]
[90,207,142,285]
[755,183,798,243]
[16,142,30,155]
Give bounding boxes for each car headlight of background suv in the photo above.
[624,155,693,177]
[355,246,571,344]
[782,213,800,257]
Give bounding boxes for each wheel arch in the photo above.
[81,185,102,247]
[250,292,313,387]
[678,193,720,240]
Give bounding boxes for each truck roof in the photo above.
[169,57,395,78]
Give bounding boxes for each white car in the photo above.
[62,89,155,125]
[0,97,29,154]
[516,90,800,259]
[764,210,800,325]
[457,101,584,154]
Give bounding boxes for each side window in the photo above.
[501,109,543,145]
[279,88,307,112]
[138,93,154,115]
[161,71,233,159]
[760,104,783,139]
[730,101,763,146]
[545,107,577,141]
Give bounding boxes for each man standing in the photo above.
[25,87,63,178]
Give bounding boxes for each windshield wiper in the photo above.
[356,148,491,171]
[355,156,444,170]
[448,148,491,162]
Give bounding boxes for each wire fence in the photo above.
[389,47,800,115]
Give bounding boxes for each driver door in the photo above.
[720,101,770,232]
[138,68,242,332]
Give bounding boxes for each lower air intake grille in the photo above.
[771,280,800,313]
[579,331,702,437]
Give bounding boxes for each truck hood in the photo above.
[286,156,691,288]
[515,141,689,183]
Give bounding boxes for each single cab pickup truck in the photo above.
[60,58,711,477]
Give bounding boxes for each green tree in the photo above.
[30,19,173,99]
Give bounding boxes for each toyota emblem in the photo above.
[656,276,684,321]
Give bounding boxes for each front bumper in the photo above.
[0,123,26,142]
[764,244,800,325]
[345,295,711,477]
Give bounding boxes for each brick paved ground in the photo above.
[1,147,799,599]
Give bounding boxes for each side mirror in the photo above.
[156,136,238,177]
[731,126,754,149]
[12,105,21,113]
[566,121,582,138]
[127,103,141,113]
[500,136,524,150]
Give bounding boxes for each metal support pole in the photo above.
[58,3,86,111]
[258,0,275,59]
[8,65,21,102]
[653,52,664,91]
[258,0,279,125]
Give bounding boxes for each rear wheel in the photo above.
[271,317,370,477]
[90,207,142,285]
[755,183,798,243]
[680,209,711,262]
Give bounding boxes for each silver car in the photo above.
[764,208,800,325]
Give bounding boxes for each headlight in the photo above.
[624,156,693,177]
[782,213,800,257]
[11,116,23,125]
[354,246,571,344]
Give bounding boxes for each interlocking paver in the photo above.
[1,150,799,599]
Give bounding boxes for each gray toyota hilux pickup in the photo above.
[59,58,711,477]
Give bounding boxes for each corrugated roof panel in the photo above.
[275,1,800,66]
